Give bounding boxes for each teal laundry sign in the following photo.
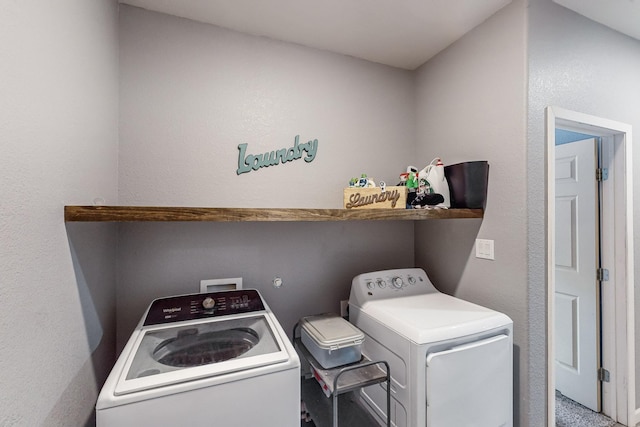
[236,135,318,175]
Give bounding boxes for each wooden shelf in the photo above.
[64,205,483,222]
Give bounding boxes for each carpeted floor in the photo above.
[555,390,619,427]
[304,390,623,427]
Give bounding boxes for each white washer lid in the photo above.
[359,293,512,344]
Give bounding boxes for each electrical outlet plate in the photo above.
[200,277,243,293]
[340,300,349,317]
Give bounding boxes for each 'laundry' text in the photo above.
[237,135,318,175]
[345,189,402,209]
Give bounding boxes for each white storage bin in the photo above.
[300,313,364,369]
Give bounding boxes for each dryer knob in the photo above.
[392,277,404,289]
[202,297,216,310]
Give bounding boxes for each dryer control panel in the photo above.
[143,289,266,326]
[349,268,438,307]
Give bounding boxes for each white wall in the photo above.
[0,0,119,425]
[527,0,640,413]
[117,6,417,345]
[412,1,530,425]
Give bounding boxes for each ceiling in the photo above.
[120,0,640,70]
[119,0,511,70]
[553,0,640,42]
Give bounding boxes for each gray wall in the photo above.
[5,2,638,425]
[0,0,119,425]
[412,0,530,425]
[527,0,640,415]
[116,221,414,350]
[118,6,415,208]
[117,6,417,347]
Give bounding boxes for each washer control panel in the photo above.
[143,289,266,326]
[350,268,438,306]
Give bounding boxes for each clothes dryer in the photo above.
[96,289,300,427]
[349,268,513,427]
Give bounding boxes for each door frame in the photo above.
[546,106,635,426]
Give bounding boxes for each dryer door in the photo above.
[426,334,512,427]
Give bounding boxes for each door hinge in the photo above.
[596,168,609,181]
[597,268,609,282]
[598,367,610,383]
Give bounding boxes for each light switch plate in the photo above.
[475,239,495,260]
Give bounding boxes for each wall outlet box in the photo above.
[200,277,243,293]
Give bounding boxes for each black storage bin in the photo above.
[444,161,489,209]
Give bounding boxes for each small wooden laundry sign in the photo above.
[343,187,407,209]
[237,135,318,175]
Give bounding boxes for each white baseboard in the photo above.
[632,407,640,426]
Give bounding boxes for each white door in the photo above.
[554,138,600,411]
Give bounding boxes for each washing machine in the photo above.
[349,268,513,427]
[96,289,300,426]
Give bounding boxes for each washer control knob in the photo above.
[392,277,404,289]
[407,275,416,285]
[376,279,386,289]
[366,281,375,290]
[202,297,216,310]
